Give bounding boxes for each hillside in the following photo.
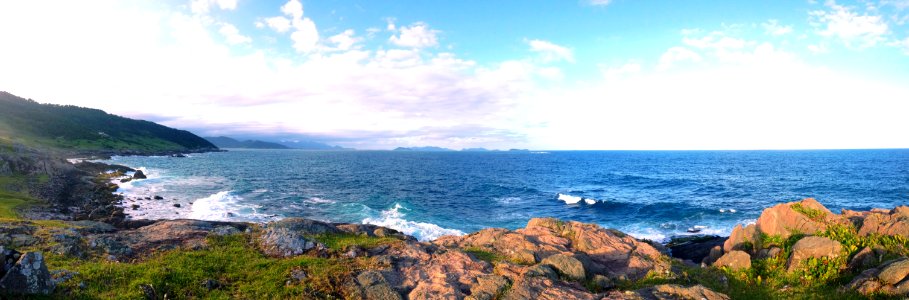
[204,136,290,149]
[0,91,217,153]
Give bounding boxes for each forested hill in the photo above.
[0,91,217,153]
[204,136,290,149]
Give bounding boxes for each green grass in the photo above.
[791,203,826,221]
[50,234,370,299]
[308,233,400,251]
[0,190,34,219]
[463,247,502,263]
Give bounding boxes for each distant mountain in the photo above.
[0,91,216,153]
[277,140,349,150]
[462,148,491,152]
[393,146,455,151]
[204,136,290,149]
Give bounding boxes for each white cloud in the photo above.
[190,0,237,14]
[762,19,793,36]
[808,43,830,54]
[264,16,291,33]
[264,0,320,52]
[329,29,359,51]
[389,22,439,48]
[280,0,303,20]
[528,39,574,63]
[290,18,319,52]
[601,62,641,80]
[218,23,251,45]
[810,1,889,48]
[658,46,701,70]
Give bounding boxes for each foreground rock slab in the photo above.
[0,251,54,295]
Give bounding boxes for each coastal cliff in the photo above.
[2,193,908,298]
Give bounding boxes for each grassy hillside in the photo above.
[0,91,216,153]
[204,136,290,149]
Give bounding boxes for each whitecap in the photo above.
[305,197,336,204]
[189,191,275,222]
[495,197,521,204]
[362,203,464,242]
[557,193,582,204]
[584,198,597,205]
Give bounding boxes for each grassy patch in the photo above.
[463,247,502,263]
[791,203,826,221]
[308,233,400,251]
[51,234,368,299]
[0,190,33,219]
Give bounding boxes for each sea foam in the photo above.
[362,203,464,242]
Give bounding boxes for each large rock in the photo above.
[88,220,247,260]
[466,275,510,300]
[259,227,320,258]
[666,235,725,263]
[712,250,751,271]
[0,252,54,295]
[843,206,909,237]
[756,198,839,239]
[877,258,909,285]
[723,224,757,253]
[786,236,842,272]
[132,169,147,179]
[541,254,586,281]
[355,271,402,300]
[269,218,341,235]
[636,284,731,300]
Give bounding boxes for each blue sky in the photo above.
[1,0,908,149]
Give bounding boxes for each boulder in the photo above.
[848,247,879,270]
[723,224,757,253]
[503,275,596,300]
[355,271,402,300]
[466,275,510,300]
[712,250,751,271]
[787,236,842,272]
[258,227,319,258]
[845,206,909,237]
[756,198,837,239]
[541,254,586,281]
[666,235,725,263]
[132,170,147,179]
[0,252,54,295]
[269,218,340,235]
[636,284,730,300]
[877,258,909,285]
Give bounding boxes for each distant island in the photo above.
[204,136,350,150]
[393,146,455,151]
[203,136,290,149]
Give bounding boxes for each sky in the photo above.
[1,0,908,150]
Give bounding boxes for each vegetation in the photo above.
[791,203,827,221]
[308,233,399,251]
[463,247,502,263]
[44,234,378,299]
[0,91,216,152]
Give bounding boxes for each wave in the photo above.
[189,191,275,222]
[557,193,598,205]
[304,197,337,204]
[362,203,464,242]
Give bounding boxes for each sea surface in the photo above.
[100,149,909,242]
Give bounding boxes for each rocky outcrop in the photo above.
[633,284,731,300]
[666,235,725,264]
[0,250,54,295]
[132,169,147,179]
[756,198,840,239]
[847,257,909,296]
[723,224,757,253]
[712,250,751,270]
[842,206,909,237]
[88,219,248,260]
[786,236,843,271]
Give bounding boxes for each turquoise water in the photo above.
[102,149,909,241]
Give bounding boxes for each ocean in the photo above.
[100,149,909,242]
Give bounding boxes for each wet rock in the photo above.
[787,236,842,272]
[756,198,838,239]
[153,196,164,200]
[702,245,724,265]
[131,204,140,210]
[713,250,751,271]
[172,203,181,208]
[636,284,730,300]
[666,235,725,263]
[0,252,54,295]
[132,170,147,179]
[541,253,586,281]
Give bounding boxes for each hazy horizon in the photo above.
[2,0,908,150]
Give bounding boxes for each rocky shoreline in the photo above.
[2,151,909,298]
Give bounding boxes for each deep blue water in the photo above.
[101,149,909,241]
